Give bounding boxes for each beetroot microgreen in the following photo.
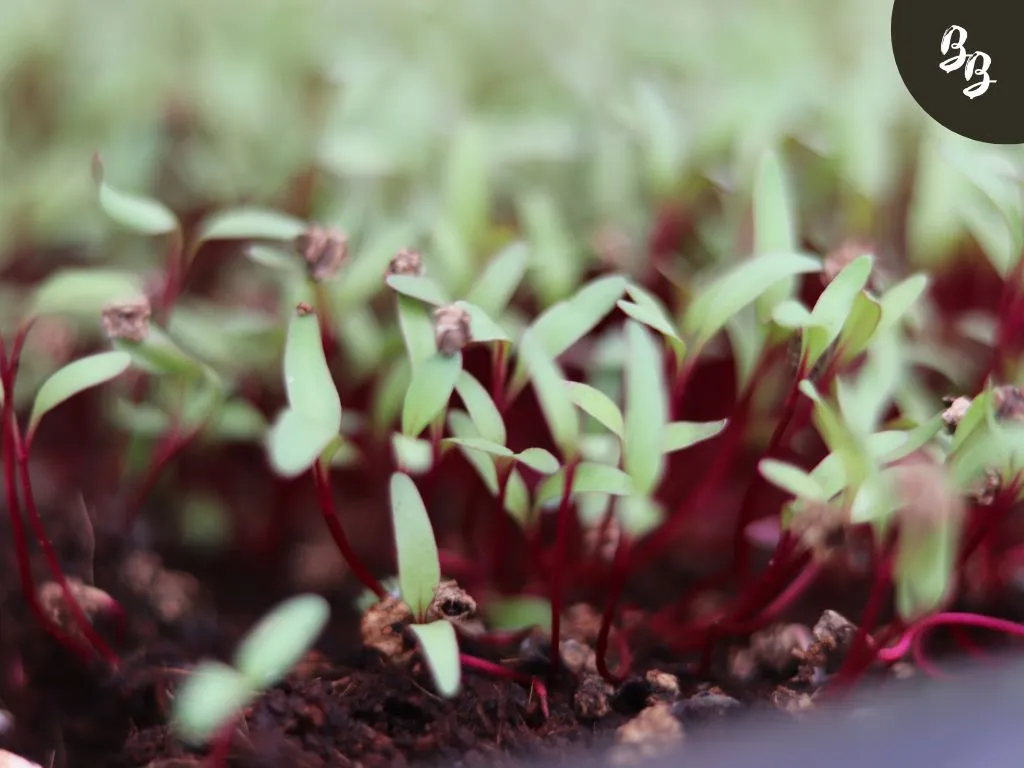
[622,321,669,495]
[401,351,463,438]
[464,241,529,317]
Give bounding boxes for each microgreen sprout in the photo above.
[172,594,330,748]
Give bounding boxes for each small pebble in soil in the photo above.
[120,551,205,630]
[770,686,815,718]
[426,580,477,623]
[574,674,614,720]
[609,703,685,766]
[671,689,744,726]
[644,670,680,705]
[560,639,596,676]
[798,609,857,673]
[748,623,813,678]
[37,578,118,640]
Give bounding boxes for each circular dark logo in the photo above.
[892,0,1024,144]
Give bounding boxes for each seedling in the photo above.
[172,594,330,749]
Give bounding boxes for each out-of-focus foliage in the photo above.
[4,0,1022,272]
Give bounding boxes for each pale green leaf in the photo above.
[390,472,441,620]
[97,173,178,235]
[172,661,253,747]
[409,620,462,697]
[386,275,450,306]
[753,151,800,321]
[515,447,559,474]
[283,309,341,430]
[535,462,634,509]
[196,208,306,245]
[877,274,931,337]
[684,252,821,347]
[454,371,506,445]
[234,594,330,689]
[771,299,812,329]
[391,434,435,475]
[441,436,514,459]
[518,331,579,459]
[30,269,145,318]
[267,409,337,478]
[802,254,873,369]
[454,301,510,344]
[759,459,827,502]
[397,295,437,372]
[616,494,664,538]
[894,517,958,621]
[565,381,624,437]
[485,596,552,632]
[402,352,463,437]
[835,291,882,362]
[662,419,728,453]
[28,351,131,440]
[465,242,528,315]
[247,244,302,273]
[623,322,669,494]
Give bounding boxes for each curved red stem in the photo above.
[548,459,579,678]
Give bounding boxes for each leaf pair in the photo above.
[173,595,330,746]
[389,472,460,697]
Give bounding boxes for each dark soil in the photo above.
[0,520,880,768]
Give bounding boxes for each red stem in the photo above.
[878,612,1024,666]
[595,536,630,684]
[123,428,191,530]
[491,464,513,589]
[492,343,508,414]
[548,459,579,678]
[1,336,92,664]
[827,545,894,695]
[459,653,549,719]
[205,721,234,768]
[723,555,818,635]
[311,462,385,598]
[731,375,805,582]
[15,432,119,667]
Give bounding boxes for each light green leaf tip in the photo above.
[28,351,131,440]
[758,459,827,502]
[197,208,307,245]
[410,620,462,697]
[519,331,580,460]
[566,381,624,437]
[94,158,179,235]
[402,351,463,437]
[172,661,254,747]
[390,472,442,620]
[234,594,330,689]
[623,321,669,495]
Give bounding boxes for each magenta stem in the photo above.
[548,459,579,678]
[595,536,630,684]
[879,612,1024,664]
[311,462,385,598]
[459,653,549,718]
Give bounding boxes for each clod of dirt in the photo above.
[747,623,813,678]
[574,673,614,720]
[562,603,601,645]
[101,298,152,342]
[0,750,42,768]
[559,639,596,677]
[671,689,743,726]
[37,578,117,633]
[360,596,415,661]
[644,670,680,705]
[608,703,684,766]
[798,609,857,673]
[143,761,202,768]
[297,224,348,281]
[789,501,848,563]
[387,248,425,277]
[771,686,815,718]
[120,551,204,628]
[994,385,1024,421]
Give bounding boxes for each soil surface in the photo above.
[0,519,919,768]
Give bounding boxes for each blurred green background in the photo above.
[3,0,1022,297]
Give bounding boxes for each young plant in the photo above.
[172,594,330,751]
[1,325,131,666]
[266,302,385,599]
